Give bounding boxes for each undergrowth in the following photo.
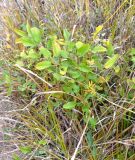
[0,0,135,160]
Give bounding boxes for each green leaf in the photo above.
[69,70,81,79]
[131,57,135,64]
[20,51,28,59]
[79,63,90,73]
[82,105,89,113]
[26,21,31,36]
[63,29,70,41]
[30,27,42,44]
[14,29,27,37]
[129,48,135,55]
[63,101,76,110]
[63,84,73,93]
[77,44,90,56]
[92,45,107,53]
[12,154,21,160]
[86,131,93,146]
[105,40,114,56]
[92,54,103,69]
[114,65,120,73]
[3,71,12,84]
[76,41,84,49]
[0,60,3,67]
[86,131,97,159]
[53,41,61,57]
[73,85,80,93]
[92,146,97,159]
[35,61,51,70]
[28,49,39,59]
[20,146,32,154]
[67,41,75,51]
[88,73,98,82]
[93,25,103,39]
[89,118,97,129]
[132,78,135,83]
[39,47,51,58]
[53,73,62,81]
[60,66,68,75]
[18,83,27,92]
[59,50,69,58]
[104,54,119,69]
[95,25,103,33]
[38,140,46,145]
[17,37,36,47]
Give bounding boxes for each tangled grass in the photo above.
[0,0,135,160]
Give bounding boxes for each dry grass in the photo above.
[0,0,135,160]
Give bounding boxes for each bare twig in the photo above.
[98,93,135,114]
[15,64,52,88]
[0,96,37,113]
[71,117,90,160]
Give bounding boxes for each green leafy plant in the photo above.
[2,21,134,160]
[0,0,135,159]
[14,25,124,125]
[15,22,42,47]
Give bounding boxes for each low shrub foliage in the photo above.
[0,1,135,159]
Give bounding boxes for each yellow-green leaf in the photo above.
[114,65,120,73]
[20,146,32,154]
[63,29,70,41]
[63,101,76,110]
[20,51,28,59]
[77,44,90,57]
[39,47,51,58]
[95,25,103,33]
[53,41,61,57]
[14,29,27,37]
[16,37,36,47]
[104,54,119,69]
[35,61,51,70]
[92,45,107,53]
[93,25,103,39]
[60,66,68,75]
[76,41,84,49]
[26,21,31,36]
[28,49,39,59]
[30,27,42,44]
[132,78,135,83]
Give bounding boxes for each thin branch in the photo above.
[71,117,90,160]
[15,64,52,88]
[98,93,135,114]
